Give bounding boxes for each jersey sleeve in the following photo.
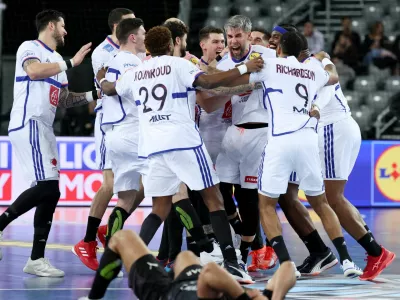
[176,58,205,88]
[249,60,270,83]
[115,69,134,100]
[314,65,330,89]
[17,41,42,68]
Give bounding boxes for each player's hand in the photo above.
[96,67,107,82]
[72,42,92,66]
[219,46,229,57]
[309,104,320,119]
[314,51,330,61]
[245,57,264,73]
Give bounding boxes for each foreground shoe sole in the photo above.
[359,252,396,281]
[301,257,339,276]
[344,267,363,278]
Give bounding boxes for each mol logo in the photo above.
[375,145,400,201]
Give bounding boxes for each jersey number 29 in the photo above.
[140,84,167,113]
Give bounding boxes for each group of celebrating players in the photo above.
[0,6,396,300]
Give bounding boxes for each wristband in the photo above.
[65,59,72,69]
[215,54,222,62]
[99,78,107,86]
[85,90,99,103]
[322,58,333,67]
[58,61,68,72]
[237,64,248,75]
[70,59,75,67]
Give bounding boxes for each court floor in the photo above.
[0,207,399,299]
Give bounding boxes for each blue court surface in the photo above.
[0,207,399,299]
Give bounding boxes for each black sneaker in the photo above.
[223,260,254,284]
[296,248,338,275]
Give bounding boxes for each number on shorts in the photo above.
[141,84,168,113]
[295,83,308,108]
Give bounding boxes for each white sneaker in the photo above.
[117,270,123,278]
[341,259,363,278]
[0,231,3,261]
[223,260,254,284]
[23,258,65,277]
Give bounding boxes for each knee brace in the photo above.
[238,188,259,237]
[220,182,236,216]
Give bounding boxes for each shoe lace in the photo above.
[42,258,54,269]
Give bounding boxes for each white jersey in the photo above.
[9,40,68,132]
[304,57,351,125]
[216,44,276,125]
[117,55,204,158]
[92,36,120,111]
[249,56,329,136]
[101,51,142,132]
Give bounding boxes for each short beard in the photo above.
[53,31,64,48]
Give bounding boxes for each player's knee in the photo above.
[37,180,60,204]
[175,250,199,265]
[109,229,135,252]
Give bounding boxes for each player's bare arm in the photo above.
[95,67,118,96]
[313,51,339,86]
[23,43,92,80]
[58,87,98,109]
[194,57,263,89]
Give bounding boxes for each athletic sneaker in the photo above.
[264,246,278,269]
[0,231,3,261]
[156,256,169,268]
[296,248,338,275]
[72,240,99,271]
[223,259,254,284]
[341,259,363,278]
[359,247,395,281]
[165,260,175,272]
[23,257,65,277]
[200,241,242,265]
[97,225,107,248]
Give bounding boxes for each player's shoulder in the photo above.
[250,45,276,58]
[17,40,40,52]
[92,39,116,59]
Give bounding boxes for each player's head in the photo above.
[108,8,135,34]
[269,24,298,50]
[277,31,303,58]
[250,28,270,47]
[224,15,252,60]
[35,10,67,48]
[199,26,225,60]
[145,26,174,57]
[116,18,146,53]
[164,18,186,26]
[163,21,188,57]
[296,32,312,62]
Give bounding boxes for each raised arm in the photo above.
[193,58,263,90]
[58,87,98,109]
[313,51,339,86]
[24,43,92,80]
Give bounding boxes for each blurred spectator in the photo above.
[331,17,361,52]
[303,21,324,53]
[332,33,359,70]
[361,21,397,72]
[250,27,271,47]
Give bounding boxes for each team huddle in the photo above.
[0,7,396,300]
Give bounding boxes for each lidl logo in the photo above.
[249,51,261,60]
[375,145,400,201]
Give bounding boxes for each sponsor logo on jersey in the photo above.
[149,114,172,122]
[103,44,114,52]
[245,176,257,183]
[249,51,261,60]
[49,85,59,107]
[189,56,199,65]
[375,145,400,201]
[222,100,232,119]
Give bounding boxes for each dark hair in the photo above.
[145,26,172,55]
[108,8,134,32]
[35,10,65,33]
[341,16,351,22]
[298,32,308,51]
[163,22,188,45]
[116,18,144,45]
[252,27,271,41]
[280,31,303,57]
[278,23,299,33]
[199,26,224,42]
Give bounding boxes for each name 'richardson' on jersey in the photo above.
[276,64,316,81]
